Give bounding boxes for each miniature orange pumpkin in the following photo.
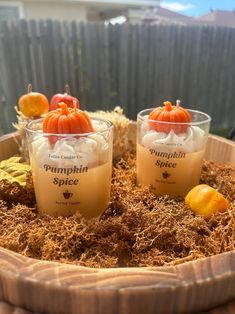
[185,183,230,218]
[148,100,191,134]
[43,102,93,135]
[18,84,49,118]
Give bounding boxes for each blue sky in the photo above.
[161,0,235,16]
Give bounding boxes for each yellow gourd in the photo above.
[185,183,230,218]
[0,157,30,185]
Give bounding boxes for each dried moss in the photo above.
[0,155,234,268]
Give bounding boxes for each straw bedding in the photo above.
[0,153,234,268]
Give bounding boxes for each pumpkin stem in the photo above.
[73,99,77,111]
[65,84,71,95]
[59,102,69,115]
[176,99,181,108]
[217,180,224,193]
[27,83,32,93]
[164,101,172,111]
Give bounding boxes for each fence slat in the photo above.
[0,20,235,135]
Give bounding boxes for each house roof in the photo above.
[198,10,235,27]
[82,0,160,20]
[20,0,159,5]
[127,7,235,27]
[80,0,159,5]
[150,6,194,22]
[131,5,196,25]
[33,0,160,5]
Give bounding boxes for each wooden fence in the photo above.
[0,19,235,135]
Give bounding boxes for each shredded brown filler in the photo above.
[0,154,234,268]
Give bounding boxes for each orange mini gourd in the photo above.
[148,100,191,134]
[43,102,94,135]
[18,84,49,118]
[185,183,230,218]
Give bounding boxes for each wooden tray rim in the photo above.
[0,131,234,314]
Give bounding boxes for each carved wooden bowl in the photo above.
[0,130,234,314]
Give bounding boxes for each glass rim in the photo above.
[137,108,211,126]
[26,117,114,137]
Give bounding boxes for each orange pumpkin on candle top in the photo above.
[148,100,191,134]
[43,102,93,135]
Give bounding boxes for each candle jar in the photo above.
[26,118,113,219]
[136,108,211,196]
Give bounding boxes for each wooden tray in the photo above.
[0,130,234,314]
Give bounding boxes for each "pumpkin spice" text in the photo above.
[43,164,88,175]
[149,149,186,169]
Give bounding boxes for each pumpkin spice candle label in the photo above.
[26,103,113,219]
[136,101,211,196]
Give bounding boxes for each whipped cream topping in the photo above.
[31,129,109,168]
[141,121,206,153]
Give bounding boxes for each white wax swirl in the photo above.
[142,125,206,153]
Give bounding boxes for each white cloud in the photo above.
[161,2,195,12]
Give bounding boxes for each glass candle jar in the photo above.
[136,109,211,196]
[26,118,113,218]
